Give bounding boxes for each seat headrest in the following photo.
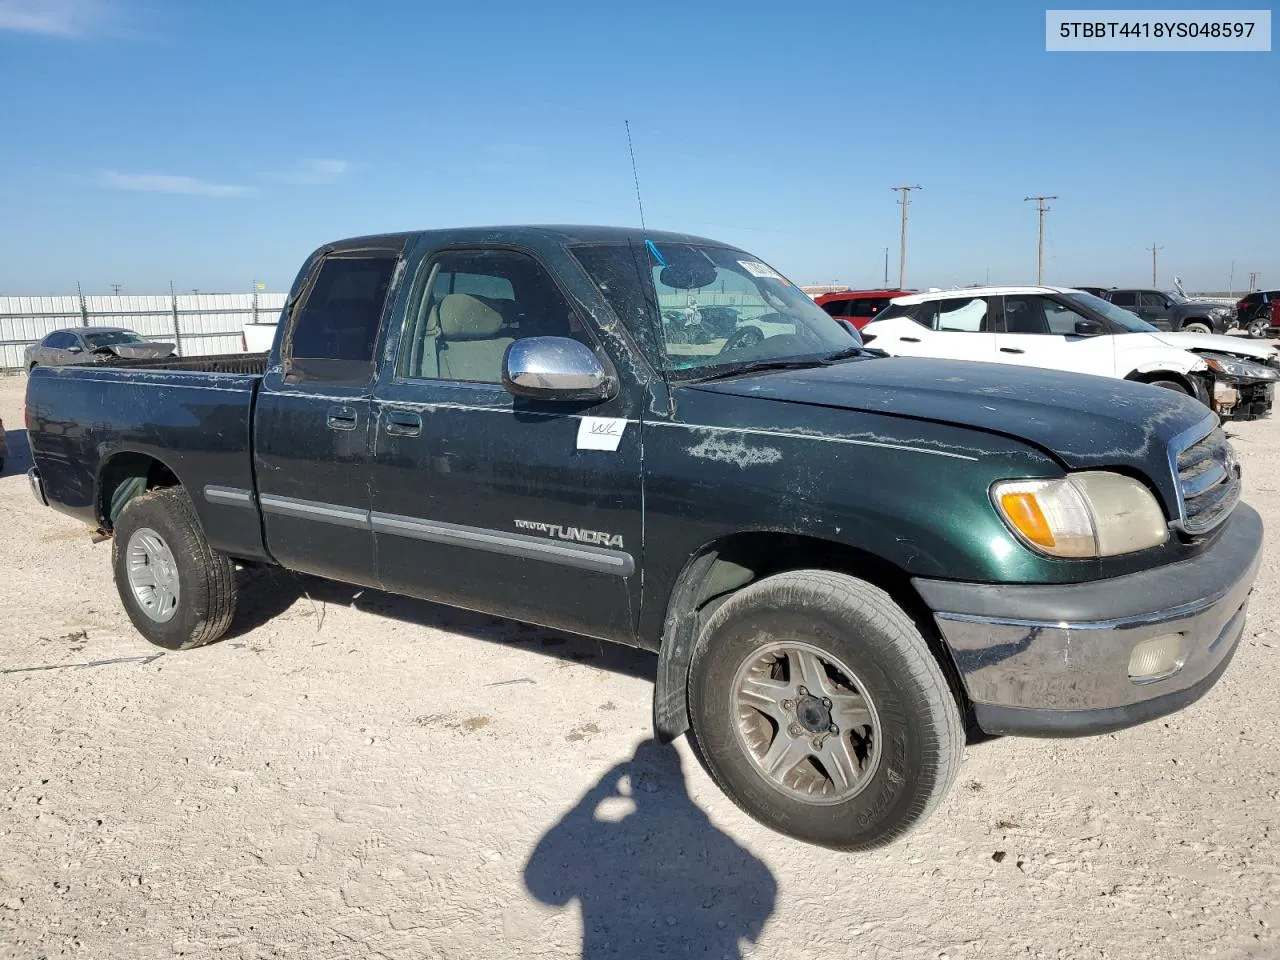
[438,294,504,341]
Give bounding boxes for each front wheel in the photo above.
[1181,321,1211,335]
[1147,379,1190,395]
[112,487,237,650]
[688,571,964,850]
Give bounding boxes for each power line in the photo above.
[1023,195,1057,285]
[891,185,921,288]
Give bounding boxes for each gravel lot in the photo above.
[1,372,1278,960]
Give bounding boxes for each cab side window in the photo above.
[1139,292,1168,310]
[287,254,399,381]
[934,297,991,332]
[1109,291,1137,307]
[397,249,592,384]
[1002,297,1049,334]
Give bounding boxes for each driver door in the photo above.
[994,295,1117,377]
[367,244,643,643]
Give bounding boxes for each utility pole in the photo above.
[1249,271,1259,293]
[883,247,889,287]
[1023,195,1057,285]
[110,283,122,295]
[892,185,921,289]
[1147,243,1162,286]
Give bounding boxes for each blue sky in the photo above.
[0,0,1275,294]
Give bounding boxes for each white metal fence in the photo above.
[0,292,287,370]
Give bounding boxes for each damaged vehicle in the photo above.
[25,227,1261,850]
[861,286,1277,420]
[25,327,176,370]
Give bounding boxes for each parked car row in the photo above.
[856,286,1277,421]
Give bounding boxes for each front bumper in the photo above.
[914,503,1262,737]
[1220,378,1275,421]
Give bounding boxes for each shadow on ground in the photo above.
[1,428,31,477]
[525,739,776,959]
[226,564,655,680]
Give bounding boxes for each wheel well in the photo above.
[1126,369,1195,393]
[98,453,180,528]
[652,531,969,742]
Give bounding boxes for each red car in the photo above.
[815,289,911,329]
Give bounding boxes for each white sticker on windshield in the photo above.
[577,417,627,452]
[738,260,784,281]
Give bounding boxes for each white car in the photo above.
[241,320,277,353]
[860,286,1279,420]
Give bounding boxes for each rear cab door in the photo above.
[861,296,998,361]
[252,240,407,587]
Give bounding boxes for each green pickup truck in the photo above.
[26,226,1261,850]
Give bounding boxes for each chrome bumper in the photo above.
[27,467,48,507]
[914,503,1263,736]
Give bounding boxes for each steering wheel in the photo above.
[720,325,765,354]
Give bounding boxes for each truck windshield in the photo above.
[83,331,144,348]
[572,240,854,379]
[1061,292,1159,332]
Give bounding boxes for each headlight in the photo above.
[992,471,1168,558]
[1202,353,1280,380]
[1210,307,1229,319]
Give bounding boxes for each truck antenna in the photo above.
[625,120,647,230]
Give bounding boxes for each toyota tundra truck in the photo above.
[24,226,1261,850]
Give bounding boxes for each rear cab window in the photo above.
[285,254,400,383]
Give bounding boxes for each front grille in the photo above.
[1174,426,1241,534]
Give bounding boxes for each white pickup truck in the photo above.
[860,286,1279,420]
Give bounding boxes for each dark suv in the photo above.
[1236,290,1280,338]
[1104,289,1235,334]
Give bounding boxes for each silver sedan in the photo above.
[25,327,176,369]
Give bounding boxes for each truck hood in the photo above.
[1145,330,1277,362]
[103,342,176,360]
[688,356,1208,470]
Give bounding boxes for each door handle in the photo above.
[900,336,921,343]
[326,405,358,431]
[999,347,1025,354]
[384,411,422,437]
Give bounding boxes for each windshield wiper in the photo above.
[693,357,830,382]
[820,345,884,363]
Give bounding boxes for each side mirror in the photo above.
[835,318,863,342]
[66,345,83,353]
[502,337,617,402]
[1074,319,1104,336]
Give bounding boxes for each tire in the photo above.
[1181,322,1211,335]
[687,570,964,850]
[1247,318,1270,339]
[111,486,236,650]
[1147,379,1190,394]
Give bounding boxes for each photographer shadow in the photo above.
[524,739,776,959]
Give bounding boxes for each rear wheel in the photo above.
[111,487,236,650]
[688,570,964,850]
[1247,317,1270,339]
[1181,321,1211,335]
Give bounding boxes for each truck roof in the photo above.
[319,224,741,254]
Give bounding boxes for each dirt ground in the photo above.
[1,373,1277,960]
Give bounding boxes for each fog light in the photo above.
[1128,634,1187,684]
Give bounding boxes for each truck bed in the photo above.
[96,352,269,375]
[25,360,269,561]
